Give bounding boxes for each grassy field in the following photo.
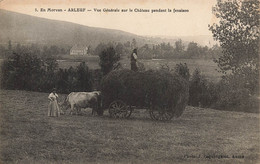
[57,55,100,70]
[0,56,222,81]
[0,90,259,164]
[57,56,222,81]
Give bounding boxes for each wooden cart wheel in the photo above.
[149,106,174,121]
[125,106,133,118]
[109,100,132,118]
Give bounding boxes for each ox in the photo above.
[62,91,101,115]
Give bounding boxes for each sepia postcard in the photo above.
[0,0,259,163]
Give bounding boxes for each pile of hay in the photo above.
[101,69,189,117]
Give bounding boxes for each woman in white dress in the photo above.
[48,88,60,117]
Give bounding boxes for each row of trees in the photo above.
[0,42,71,59]
[93,40,223,59]
[1,38,222,60]
[91,39,137,57]
[138,41,222,59]
[1,50,96,93]
[0,38,137,59]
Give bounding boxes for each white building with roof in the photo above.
[70,44,88,55]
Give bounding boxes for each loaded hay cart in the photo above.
[100,69,189,121]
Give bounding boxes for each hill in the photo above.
[0,9,216,48]
[0,9,148,47]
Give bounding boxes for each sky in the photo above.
[0,0,218,37]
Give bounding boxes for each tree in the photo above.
[209,0,259,75]
[174,39,185,56]
[5,40,13,58]
[124,41,131,48]
[94,43,107,56]
[42,57,58,73]
[210,44,223,59]
[15,43,21,54]
[138,44,153,59]
[8,40,12,51]
[49,45,59,56]
[87,45,94,55]
[75,62,93,91]
[1,52,43,90]
[99,47,121,75]
[174,63,190,80]
[131,38,137,49]
[0,45,5,58]
[189,69,209,107]
[115,43,124,56]
[209,0,259,109]
[186,42,200,58]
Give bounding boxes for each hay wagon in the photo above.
[100,69,189,121]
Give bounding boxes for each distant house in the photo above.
[70,44,88,55]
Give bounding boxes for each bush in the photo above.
[174,63,190,80]
[137,61,146,72]
[74,62,93,92]
[38,57,59,92]
[55,63,94,93]
[214,75,259,113]
[99,47,120,76]
[1,52,94,93]
[90,69,103,90]
[189,69,217,108]
[187,68,259,113]
[1,53,43,91]
[101,69,189,117]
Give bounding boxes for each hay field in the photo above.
[57,56,222,81]
[0,90,259,164]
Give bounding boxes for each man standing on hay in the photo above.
[131,48,138,72]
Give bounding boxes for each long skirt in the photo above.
[48,100,60,117]
[131,61,138,72]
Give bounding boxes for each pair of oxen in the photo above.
[60,91,102,115]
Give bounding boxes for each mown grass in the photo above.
[0,90,259,164]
